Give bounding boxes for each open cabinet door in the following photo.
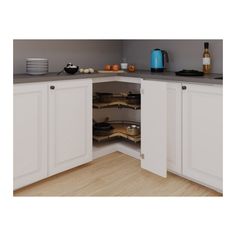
[141,80,167,177]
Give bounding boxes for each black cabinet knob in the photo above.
[182,86,187,90]
[50,85,55,90]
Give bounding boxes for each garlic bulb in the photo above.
[89,68,94,73]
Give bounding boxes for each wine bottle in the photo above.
[203,42,211,74]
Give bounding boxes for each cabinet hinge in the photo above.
[141,154,144,159]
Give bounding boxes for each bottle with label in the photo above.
[203,42,211,74]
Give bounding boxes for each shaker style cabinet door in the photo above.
[167,82,182,174]
[14,83,48,190]
[48,79,92,176]
[182,84,223,191]
[141,80,167,177]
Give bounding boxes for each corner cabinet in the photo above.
[14,83,48,189]
[141,80,167,177]
[13,79,92,190]
[141,81,182,177]
[48,80,92,176]
[141,80,222,192]
[182,84,223,190]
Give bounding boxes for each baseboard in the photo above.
[93,141,141,160]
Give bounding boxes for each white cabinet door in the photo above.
[141,80,167,177]
[182,84,223,190]
[48,79,92,176]
[167,82,182,174]
[14,83,47,189]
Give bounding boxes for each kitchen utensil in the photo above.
[150,49,169,72]
[93,121,114,136]
[93,122,113,131]
[214,76,223,80]
[120,63,128,70]
[175,70,204,76]
[127,93,141,104]
[126,124,140,136]
[26,58,48,75]
[64,63,79,74]
[97,70,125,73]
[96,92,114,103]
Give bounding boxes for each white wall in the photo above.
[13,40,123,74]
[122,40,223,73]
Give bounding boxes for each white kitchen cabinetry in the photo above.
[141,80,167,177]
[167,82,182,174]
[14,83,48,189]
[182,84,223,190]
[13,75,223,192]
[48,79,92,176]
[14,79,92,189]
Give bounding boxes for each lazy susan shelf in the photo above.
[93,122,141,143]
[93,101,140,110]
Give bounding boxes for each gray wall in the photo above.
[14,39,223,74]
[122,40,223,73]
[13,40,123,74]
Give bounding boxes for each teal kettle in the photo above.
[151,49,169,72]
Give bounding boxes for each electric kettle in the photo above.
[150,49,169,72]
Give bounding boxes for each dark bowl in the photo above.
[64,66,78,74]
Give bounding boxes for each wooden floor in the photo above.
[14,152,221,196]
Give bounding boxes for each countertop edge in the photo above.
[13,71,223,85]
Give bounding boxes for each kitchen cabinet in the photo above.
[167,82,182,174]
[141,80,222,191]
[13,75,223,192]
[48,79,92,176]
[14,83,48,189]
[14,79,92,189]
[182,84,223,190]
[141,80,167,177]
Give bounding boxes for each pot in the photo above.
[127,124,140,136]
[127,93,141,105]
[93,122,114,136]
[93,122,113,131]
[96,92,113,103]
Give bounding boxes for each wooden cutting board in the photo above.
[98,70,125,73]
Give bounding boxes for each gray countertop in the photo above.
[13,70,223,85]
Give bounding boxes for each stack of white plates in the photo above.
[26,58,48,75]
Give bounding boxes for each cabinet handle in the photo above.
[50,85,55,90]
[182,86,187,90]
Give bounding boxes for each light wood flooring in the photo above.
[14,152,221,196]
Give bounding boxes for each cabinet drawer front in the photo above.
[183,84,223,190]
[14,84,48,189]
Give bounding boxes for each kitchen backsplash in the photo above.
[13,40,123,74]
[14,39,223,74]
[122,40,223,74]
